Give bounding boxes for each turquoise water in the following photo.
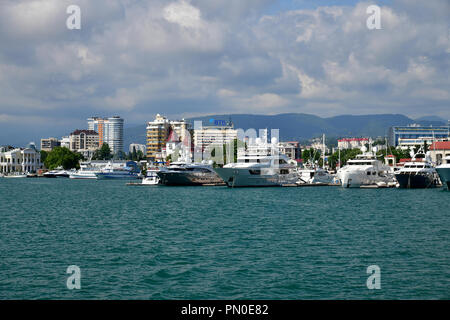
[0,178,448,299]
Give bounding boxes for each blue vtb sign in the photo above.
[209,118,227,126]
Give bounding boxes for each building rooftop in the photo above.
[430,141,450,150]
[70,130,98,135]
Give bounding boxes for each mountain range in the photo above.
[123,113,447,149]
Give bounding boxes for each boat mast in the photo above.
[322,133,325,169]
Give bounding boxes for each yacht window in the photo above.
[278,159,287,164]
[249,169,261,175]
[367,172,371,176]
[280,169,289,175]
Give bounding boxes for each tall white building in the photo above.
[87,116,124,154]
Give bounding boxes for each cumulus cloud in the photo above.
[0,0,448,145]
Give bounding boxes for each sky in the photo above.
[0,0,449,146]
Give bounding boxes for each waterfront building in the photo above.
[429,141,450,165]
[0,147,42,173]
[41,137,60,152]
[88,116,124,154]
[338,138,371,150]
[389,124,449,147]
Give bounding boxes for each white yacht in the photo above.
[395,150,440,189]
[69,167,99,179]
[214,138,298,187]
[297,164,336,184]
[142,167,160,185]
[214,154,298,187]
[336,147,395,188]
[436,155,450,190]
[95,162,140,180]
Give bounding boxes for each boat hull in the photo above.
[96,173,139,180]
[157,171,224,186]
[337,171,387,188]
[395,173,438,189]
[436,167,450,190]
[69,174,98,179]
[214,167,297,187]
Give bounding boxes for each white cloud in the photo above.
[0,0,449,145]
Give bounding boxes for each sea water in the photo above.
[0,179,448,299]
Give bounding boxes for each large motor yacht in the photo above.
[214,138,298,187]
[395,149,440,189]
[95,161,140,180]
[157,162,224,186]
[436,155,450,190]
[336,147,395,188]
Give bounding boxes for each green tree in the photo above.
[92,143,112,160]
[40,150,48,164]
[302,148,321,164]
[137,150,145,161]
[44,147,82,170]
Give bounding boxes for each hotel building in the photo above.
[87,116,124,154]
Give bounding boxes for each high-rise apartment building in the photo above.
[146,114,170,162]
[145,114,191,162]
[87,116,124,154]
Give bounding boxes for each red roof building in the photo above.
[430,141,450,150]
